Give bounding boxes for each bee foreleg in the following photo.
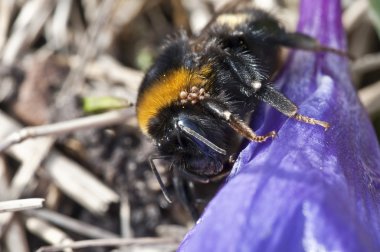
[204,100,276,142]
[173,170,200,220]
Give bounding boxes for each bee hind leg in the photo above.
[270,31,353,59]
[254,85,330,130]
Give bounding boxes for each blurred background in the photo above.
[0,0,379,251]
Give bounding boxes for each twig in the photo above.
[349,16,374,59]
[9,137,54,198]
[0,198,44,213]
[351,52,380,76]
[343,0,368,33]
[26,209,119,239]
[45,151,120,215]
[0,0,16,54]
[359,80,380,116]
[2,0,54,65]
[0,156,10,200]
[55,0,117,108]
[25,216,73,251]
[36,237,180,252]
[68,54,142,103]
[120,194,133,238]
[44,184,61,210]
[0,111,54,239]
[156,224,188,242]
[0,111,54,200]
[182,1,211,33]
[1,105,54,192]
[0,108,134,154]
[49,0,72,49]
[5,218,29,252]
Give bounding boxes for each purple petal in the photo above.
[179,0,380,251]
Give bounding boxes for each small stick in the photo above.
[119,194,133,238]
[5,218,29,252]
[0,198,44,213]
[359,80,380,116]
[0,108,134,154]
[49,0,72,48]
[46,151,119,215]
[2,0,54,64]
[55,0,117,108]
[351,52,380,75]
[26,209,119,239]
[36,237,180,252]
[343,0,368,32]
[0,0,16,53]
[25,217,73,250]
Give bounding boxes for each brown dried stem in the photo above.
[0,198,44,213]
[36,237,180,252]
[0,108,134,154]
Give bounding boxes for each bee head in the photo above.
[147,104,237,176]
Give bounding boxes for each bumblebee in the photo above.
[136,5,346,217]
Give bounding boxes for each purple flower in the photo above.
[179,0,380,251]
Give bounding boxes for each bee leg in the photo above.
[149,155,173,203]
[204,100,277,142]
[244,20,351,58]
[254,85,330,130]
[208,168,231,182]
[269,31,353,59]
[177,167,210,183]
[173,170,200,220]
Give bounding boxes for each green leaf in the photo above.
[82,96,131,114]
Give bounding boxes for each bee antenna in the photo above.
[177,120,227,155]
[149,155,173,203]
